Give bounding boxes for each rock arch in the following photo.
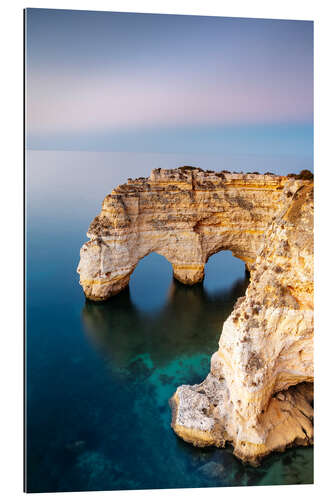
[77,167,291,301]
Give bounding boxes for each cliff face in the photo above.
[78,168,290,300]
[77,167,313,465]
[171,181,314,464]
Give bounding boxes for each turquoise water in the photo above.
[25,151,313,492]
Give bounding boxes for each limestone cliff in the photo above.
[170,180,313,465]
[77,167,313,465]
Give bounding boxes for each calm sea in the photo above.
[25,150,313,492]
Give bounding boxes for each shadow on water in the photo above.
[81,275,249,374]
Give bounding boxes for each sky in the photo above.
[25,8,313,163]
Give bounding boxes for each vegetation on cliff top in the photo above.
[287,170,314,181]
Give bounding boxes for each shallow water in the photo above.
[25,151,313,492]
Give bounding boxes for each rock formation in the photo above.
[170,179,313,465]
[77,167,314,465]
[78,167,291,300]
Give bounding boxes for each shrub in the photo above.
[287,170,313,180]
[297,169,314,180]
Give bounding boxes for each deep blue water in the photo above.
[25,151,313,492]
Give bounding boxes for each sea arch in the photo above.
[77,167,291,301]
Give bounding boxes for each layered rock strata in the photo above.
[78,168,290,300]
[171,180,314,464]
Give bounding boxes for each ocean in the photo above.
[25,150,313,492]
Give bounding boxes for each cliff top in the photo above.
[126,166,313,182]
[111,167,312,194]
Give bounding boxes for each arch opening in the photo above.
[203,250,248,297]
[129,252,173,314]
[127,249,249,314]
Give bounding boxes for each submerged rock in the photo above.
[198,461,226,479]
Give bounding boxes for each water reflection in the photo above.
[82,274,249,374]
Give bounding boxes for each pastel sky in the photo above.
[25,9,313,160]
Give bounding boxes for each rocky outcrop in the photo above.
[78,167,291,300]
[77,167,313,465]
[170,181,314,465]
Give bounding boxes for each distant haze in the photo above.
[25,9,313,169]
